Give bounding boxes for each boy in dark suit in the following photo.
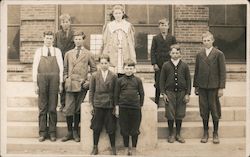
[160,44,191,143]
[114,59,144,156]
[54,14,75,112]
[62,31,97,142]
[151,18,177,106]
[193,31,226,144]
[89,54,117,155]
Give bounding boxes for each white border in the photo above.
[1,0,249,157]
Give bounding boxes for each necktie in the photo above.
[48,48,51,56]
[76,47,81,59]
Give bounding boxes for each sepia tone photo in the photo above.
[1,0,248,157]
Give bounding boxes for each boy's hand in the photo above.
[195,87,199,95]
[82,81,89,89]
[153,64,160,71]
[218,89,224,97]
[115,106,119,118]
[162,93,169,104]
[183,94,190,103]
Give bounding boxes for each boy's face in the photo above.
[61,19,71,30]
[124,65,135,76]
[159,22,169,34]
[170,48,181,60]
[202,36,214,49]
[113,9,123,21]
[99,58,109,71]
[44,35,54,47]
[74,36,84,47]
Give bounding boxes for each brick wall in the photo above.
[174,5,209,65]
[20,5,56,63]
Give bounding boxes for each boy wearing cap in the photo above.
[33,31,64,142]
[62,31,97,142]
[160,44,191,143]
[193,31,226,144]
[151,18,177,106]
[54,14,75,112]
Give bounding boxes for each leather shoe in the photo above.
[176,134,185,143]
[50,135,56,142]
[111,146,117,155]
[38,136,46,142]
[213,132,220,144]
[168,135,175,143]
[200,130,209,143]
[91,145,98,155]
[61,132,73,142]
[73,130,80,142]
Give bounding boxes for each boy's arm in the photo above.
[193,54,199,88]
[218,52,226,89]
[114,78,121,106]
[89,74,96,106]
[159,63,167,94]
[32,48,41,85]
[111,75,118,107]
[150,36,157,66]
[88,53,97,74]
[185,64,192,95]
[63,52,69,81]
[56,48,64,83]
[138,78,145,107]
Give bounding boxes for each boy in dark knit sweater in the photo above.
[160,44,191,143]
[114,59,144,156]
[89,54,117,155]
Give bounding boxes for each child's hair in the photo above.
[170,44,181,53]
[59,14,71,22]
[202,31,214,40]
[158,18,169,25]
[110,4,128,21]
[73,31,86,40]
[98,54,110,62]
[123,58,136,67]
[43,31,54,37]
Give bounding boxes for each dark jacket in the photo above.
[114,75,144,109]
[193,47,226,89]
[89,70,117,108]
[54,29,75,59]
[150,33,177,68]
[160,60,191,95]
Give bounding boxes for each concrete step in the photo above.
[7,107,66,122]
[157,121,245,139]
[7,122,69,138]
[7,137,245,156]
[158,107,245,122]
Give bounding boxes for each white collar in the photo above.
[205,47,213,55]
[43,45,53,49]
[171,59,180,66]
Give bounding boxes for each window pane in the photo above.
[60,5,104,24]
[8,27,20,60]
[8,5,20,25]
[134,26,161,60]
[209,5,225,25]
[210,27,246,62]
[226,5,246,25]
[149,5,170,24]
[126,5,147,24]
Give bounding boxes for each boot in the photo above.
[61,131,73,142]
[73,130,80,142]
[200,130,209,143]
[213,132,220,144]
[91,145,98,155]
[111,146,117,155]
[175,120,185,143]
[167,120,175,143]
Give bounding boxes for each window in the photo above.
[209,5,246,62]
[8,5,20,60]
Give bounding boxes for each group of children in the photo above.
[32,5,226,156]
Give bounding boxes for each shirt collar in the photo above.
[171,59,180,66]
[43,45,53,49]
[205,46,213,52]
[74,46,84,50]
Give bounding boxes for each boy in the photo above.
[193,31,226,144]
[114,59,144,156]
[151,18,177,106]
[54,14,75,112]
[32,31,63,142]
[89,54,117,155]
[159,44,191,143]
[62,31,97,142]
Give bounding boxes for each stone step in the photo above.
[7,107,66,122]
[7,95,245,108]
[7,122,68,138]
[158,107,245,122]
[7,137,245,156]
[157,121,245,139]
